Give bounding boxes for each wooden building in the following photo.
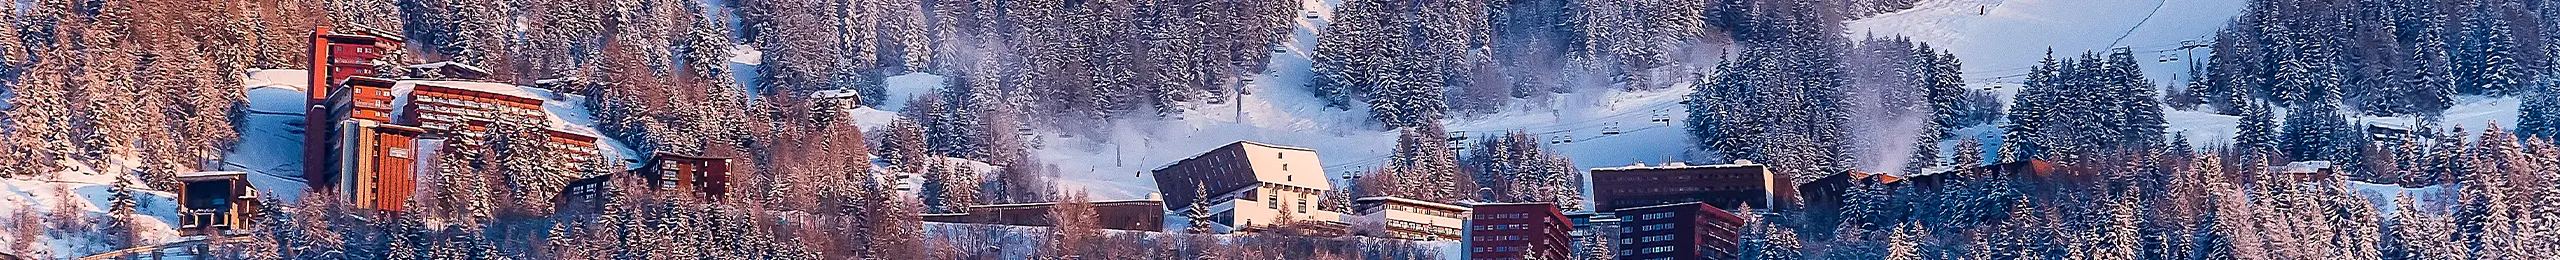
[176,172,261,237]
[555,153,737,216]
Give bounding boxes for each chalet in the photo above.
[919,194,1166,231]
[1350,196,1469,241]
[1151,141,1345,233]
[1588,161,1796,212]
[176,172,261,236]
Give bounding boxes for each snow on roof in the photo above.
[811,89,861,99]
[1235,140,1318,152]
[242,69,312,91]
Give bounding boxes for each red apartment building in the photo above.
[1590,162,1797,213]
[303,26,423,212]
[1614,202,1745,260]
[1466,202,1572,260]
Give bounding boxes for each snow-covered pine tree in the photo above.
[2456,5,2524,96]
[2235,100,2281,156]
[2519,76,2560,140]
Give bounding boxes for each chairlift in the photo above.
[1560,135,1575,144]
[1602,123,1622,135]
[2158,53,2180,63]
[1449,131,1469,141]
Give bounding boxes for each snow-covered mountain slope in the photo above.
[997,0,1704,199]
[0,169,185,258]
[1850,0,2245,94]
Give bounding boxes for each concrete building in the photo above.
[1566,211,1623,260]
[1151,141,1344,233]
[1589,161,1795,212]
[302,26,405,198]
[1614,202,1745,260]
[1467,202,1573,260]
[176,172,261,236]
[1350,196,1469,241]
[920,194,1166,231]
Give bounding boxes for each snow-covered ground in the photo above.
[0,172,184,258]
[1851,0,2246,96]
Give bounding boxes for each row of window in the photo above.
[1476,212,1533,220]
[1470,246,1527,253]
[1638,223,1674,231]
[1638,212,1676,220]
[1474,223,1533,231]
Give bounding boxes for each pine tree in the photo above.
[2456,7,2524,96]
[2519,76,2560,140]
[2235,101,2281,156]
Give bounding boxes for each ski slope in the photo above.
[1001,0,1709,200]
[1850,0,2246,94]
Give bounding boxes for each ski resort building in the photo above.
[639,153,734,202]
[301,25,430,212]
[555,153,737,215]
[919,194,1167,231]
[1614,202,1745,260]
[400,82,604,171]
[1465,202,1572,260]
[1588,161,1796,212]
[176,172,261,236]
[1150,141,1345,233]
[1566,211,1623,260]
[1349,196,1469,241]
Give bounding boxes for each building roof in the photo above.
[811,89,862,99]
[1355,197,1470,212]
[1613,201,1707,212]
[176,171,248,179]
[1589,161,1764,172]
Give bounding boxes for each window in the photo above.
[1641,212,1675,220]
[1298,194,1310,213]
[1640,246,1674,254]
[1640,223,1674,231]
[1269,193,1280,209]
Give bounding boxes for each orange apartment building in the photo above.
[304,26,422,212]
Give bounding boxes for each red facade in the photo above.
[303,26,405,190]
[1467,203,1573,260]
[1614,202,1744,260]
[1590,163,1797,213]
[639,153,731,202]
